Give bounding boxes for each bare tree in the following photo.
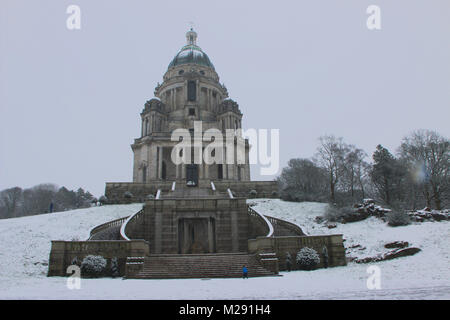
[315,135,349,203]
[399,130,449,210]
[342,146,369,200]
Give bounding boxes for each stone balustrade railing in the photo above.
[120,208,145,240]
[247,206,274,239]
[265,215,305,237]
[88,216,130,240]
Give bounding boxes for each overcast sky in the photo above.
[1,0,449,197]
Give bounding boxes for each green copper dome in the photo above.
[168,29,215,70]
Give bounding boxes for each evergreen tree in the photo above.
[370,145,406,206]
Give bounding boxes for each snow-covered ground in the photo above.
[0,200,449,300]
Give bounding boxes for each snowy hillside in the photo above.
[0,204,143,280]
[0,199,449,299]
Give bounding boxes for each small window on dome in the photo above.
[200,70,205,75]
[178,70,184,75]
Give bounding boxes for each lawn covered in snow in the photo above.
[0,199,449,299]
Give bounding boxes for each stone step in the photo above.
[129,253,276,279]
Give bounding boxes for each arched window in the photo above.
[187,81,196,101]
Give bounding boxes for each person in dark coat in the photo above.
[49,202,54,213]
[242,265,248,279]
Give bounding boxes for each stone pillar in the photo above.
[150,145,158,180]
[222,147,227,180]
[155,211,162,254]
[204,163,209,179]
[208,218,214,253]
[199,161,204,179]
[231,211,238,252]
[172,88,175,111]
[158,146,163,179]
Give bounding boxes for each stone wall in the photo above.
[125,198,249,254]
[47,240,150,277]
[213,180,279,198]
[248,234,346,270]
[105,182,173,204]
[104,180,279,204]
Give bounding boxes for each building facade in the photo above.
[132,29,250,186]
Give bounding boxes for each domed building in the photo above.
[48,29,346,279]
[131,28,249,186]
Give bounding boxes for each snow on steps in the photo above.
[127,253,277,279]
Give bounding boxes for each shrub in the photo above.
[249,189,257,198]
[296,247,320,270]
[324,205,369,223]
[124,191,133,199]
[271,191,278,197]
[98,196,108,205]
[146,194,155,200]
[386,210,410,227]
[81,255,107,278]
[324,205,342,222]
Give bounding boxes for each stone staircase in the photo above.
[128,253,277,279]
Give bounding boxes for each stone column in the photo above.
[231,211,238,252]
[172,88,175,111]
[222,147,227,179]
[158,146,163,179]
[150,145,158,180]
[155,211,162,254]
[204,163,209,179]
[208,218,214,253]
[199,161,204,179]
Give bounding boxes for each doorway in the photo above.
[178,218,215,254]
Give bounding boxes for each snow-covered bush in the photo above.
[296,247,320,270]
[124,191,133,199]
[249,189,257,198]
[81,255,107,278]
[386,210,410,227]
[146,194,155,200]
[98,196,108,206]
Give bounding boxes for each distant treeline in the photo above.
[0,184,96,219]
[278,129,449,210]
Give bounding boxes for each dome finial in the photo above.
[186,24,197,46]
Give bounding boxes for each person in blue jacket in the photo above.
[242,265,248,279]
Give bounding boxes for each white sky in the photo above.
[1,0,449,197]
